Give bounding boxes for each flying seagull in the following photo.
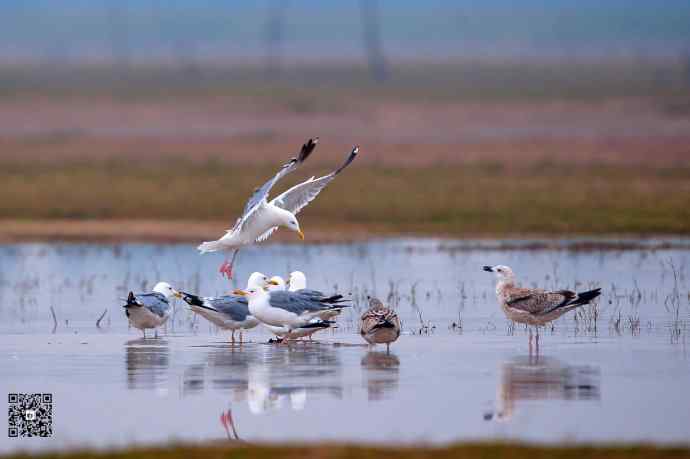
[483,265,601,351]
[179,272,273,343]
[360,297,401,353]
[234,287,349,338]
[123,281,181,338]
[198,138,359,279]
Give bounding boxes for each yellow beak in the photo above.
[297,229,305,241]
[232,289,247,296]
[173,291,182,299]
[268,280,280,286]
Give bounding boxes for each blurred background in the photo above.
[1,0,689,240]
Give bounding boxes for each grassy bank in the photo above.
[4,443,690,459]
[2,161,689,240]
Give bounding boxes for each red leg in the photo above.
[219,249,239,280]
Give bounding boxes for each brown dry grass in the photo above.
[4,442,690,459]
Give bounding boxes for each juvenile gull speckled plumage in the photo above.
[360,297,401,353]
[483,264,601,351]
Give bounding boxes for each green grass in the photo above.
[2,161,689,236]
[4,443,690,459]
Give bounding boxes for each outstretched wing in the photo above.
[233,138,318,231]
[270,145,358,216]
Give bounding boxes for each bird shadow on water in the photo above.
[125,338,170,390]
[484,355,600,422]
[361,350,401,401]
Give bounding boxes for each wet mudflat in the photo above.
[0,239,688,453]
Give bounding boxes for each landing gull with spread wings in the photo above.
[197,138,358,279]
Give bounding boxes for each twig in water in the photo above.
[49,305,57,333]
[96,308,108,328]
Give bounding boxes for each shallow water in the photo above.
[1,239,689,452]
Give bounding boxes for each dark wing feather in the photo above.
[235,138,317,229]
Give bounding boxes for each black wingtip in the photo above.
[299,137,319,163]
[180,291,203,307]
[334,145,359,175]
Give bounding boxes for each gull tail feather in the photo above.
[123,291,139,308]
[197,240,223,253]
[570,288,602,306]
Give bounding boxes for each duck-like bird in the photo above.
[197,138,359,279]
[360,297,401,353]
[483,265,601,350]
[234,287,349,338]
[123,281,181,338]
[179,272,273,343]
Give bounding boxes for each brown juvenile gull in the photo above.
[360,297,401,353]
[197,138,358,280]
[483,265,601,350]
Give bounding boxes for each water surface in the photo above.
[1,239,689,452]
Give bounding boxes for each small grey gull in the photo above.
[179,272,271,343]
[123,281,181,338]
[483,265,601,350]
[197,138,358,279]
[234,287,349,336]
[360,297,401,353]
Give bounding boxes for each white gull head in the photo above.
[152,282,180,300]
[483,265,516,284]
[287,271,307,291]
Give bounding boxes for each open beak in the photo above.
[268,280,280,286]
[483,266,494,272]
[297,229,305,241]
[232,289,247,296]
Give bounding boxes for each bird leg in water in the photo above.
[219,249,240,280]
[230,330,235,344]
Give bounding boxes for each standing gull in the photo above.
[483,265,601,351]
[234,287,349,336]
[179,272,272,343]
[360,297,401,353]
[197,138,359,279]
[285,271,347,319]
[123,281,181,338]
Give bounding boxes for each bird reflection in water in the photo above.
[220,406,243,442]
[485,355,600,422]
[361,351,400,401]
[181,343,343,415]
[125,338,170,390]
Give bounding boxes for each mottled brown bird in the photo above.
[360,297,401,353]
[484,265,601,352]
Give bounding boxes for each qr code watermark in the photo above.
[8,393,53,437]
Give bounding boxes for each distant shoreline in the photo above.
[1,220,689,251]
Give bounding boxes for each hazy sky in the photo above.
[1,1,688,61]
